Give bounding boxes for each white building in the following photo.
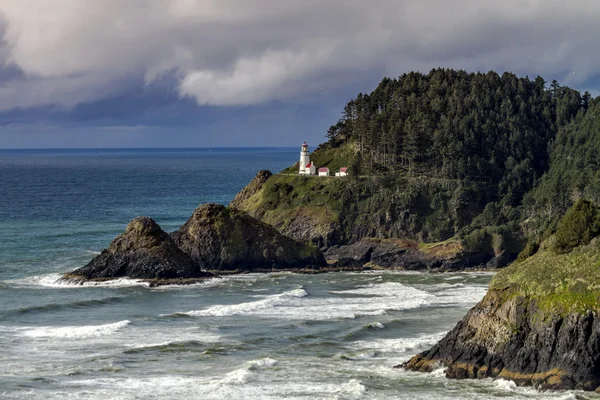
[335,167,349,177]
[299,142,314,175]
[304,162,316,175]
[318,167,330,177]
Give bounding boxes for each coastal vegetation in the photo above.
[238,69,600,267]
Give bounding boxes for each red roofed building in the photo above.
[318,167,330,177]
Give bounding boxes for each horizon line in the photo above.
[0,146,302,151]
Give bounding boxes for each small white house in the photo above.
[318,167,330,177]
[304,163,316,175]
[335,167,349,177]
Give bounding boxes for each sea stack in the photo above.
[171,203,326,271]
[64,216,212,284]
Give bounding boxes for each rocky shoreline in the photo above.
[402,289,600,392]
[64,171,513,285]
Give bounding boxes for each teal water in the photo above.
[0,149,594,399]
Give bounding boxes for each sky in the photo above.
[0,0,599,148]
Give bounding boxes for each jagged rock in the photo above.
[64,217,212,283]
[171,203,326,271]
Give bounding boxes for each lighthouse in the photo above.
[299,142,315,175]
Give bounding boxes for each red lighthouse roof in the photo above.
[302,142,307,146]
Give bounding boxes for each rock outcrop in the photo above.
[171,203,326,271]
[403,290,600,391]
[324,239,508,270]
[64,217,212,284]
[403,242,600,391]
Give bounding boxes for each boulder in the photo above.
[64,216,211,283]
[171,203,326,271]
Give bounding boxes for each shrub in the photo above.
[553,200,600,254]
[516,241,540,262]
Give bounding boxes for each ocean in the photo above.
[0,148,592,399]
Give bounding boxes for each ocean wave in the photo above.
[177,281,437,321]
[333,379,367,400]
[181,287,308,317]
[23,320,131,339]
[2,295,126,317]
[335,350,378,361]
[217,358,278,386]
[430,284,488,306]
[4,273,150,289]
[350,331,448,356]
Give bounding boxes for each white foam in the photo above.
[248,358,278,369]
[333,379,366,399]
[180,281,438,321]
[351,331,448,356]
[430,284,488,306]
[366,322,385,329]
[217,358,278,386]
[23,320,130,339]
[183,287,308,317]
[493,378,518,391]
[5,273,150,289]
[336,350,377,361]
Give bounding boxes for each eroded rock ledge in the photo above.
[402,289,600,391]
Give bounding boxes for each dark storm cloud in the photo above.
[0,0,598,111]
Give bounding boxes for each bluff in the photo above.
[64,217,213,285]
[232,69,590,269]
[403,224,600,391]
[171,203,326,271]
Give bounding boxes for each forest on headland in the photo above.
[254,68,600,261]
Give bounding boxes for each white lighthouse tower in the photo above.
[299,142,315,175]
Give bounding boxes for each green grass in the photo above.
[237,173,346,231]
[490,240,600,314]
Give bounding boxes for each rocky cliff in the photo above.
[171,203,326,271]
[64,217,212,284]
[231,170,519,269]
[403,240,600,391]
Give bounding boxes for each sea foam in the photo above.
[23,320,131,339]
[183,287,308,317]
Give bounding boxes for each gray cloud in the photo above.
[0,0,599,110]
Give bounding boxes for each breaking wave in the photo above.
[23,320,131,339]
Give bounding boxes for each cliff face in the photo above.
[65,217,210,282]
[404,241,600,391]
[405,290,600,390]
[171,203,326,271]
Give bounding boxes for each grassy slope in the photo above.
[490,239,600,314]
[240,173,345,234]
